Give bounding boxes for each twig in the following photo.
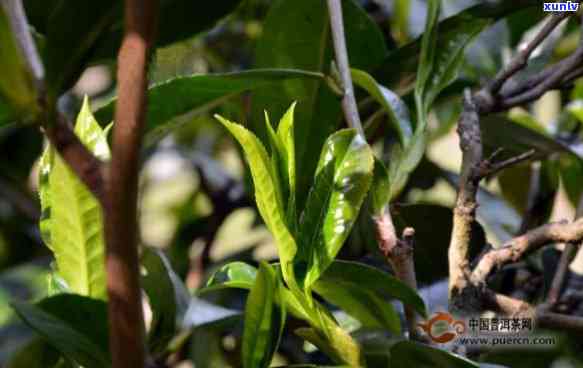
[484,290,583,333]
[104,1,158,367]
[326,0,364,136]
[471,218,583,284]
[547,244,578,305]
[478,149,536,179]
[485,13,570,95]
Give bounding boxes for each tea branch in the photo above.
[327,0,422,339]
[104,0,159,367]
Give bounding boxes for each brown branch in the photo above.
[326,0,364,136]
[485,12,570,95]
[449,90,483,314]
[104,1,158,367]
[43,113,106,203]
[547,244,577,305]
[484,290,583,333]
[375,213,421,338]
[471,218,583,284]
[477,15,583,114]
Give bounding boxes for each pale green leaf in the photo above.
[39,97,108,300]
[214,115,298,290]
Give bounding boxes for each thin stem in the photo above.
[105,1,158,367]
[326,0,364,136]
[485,13,569,95]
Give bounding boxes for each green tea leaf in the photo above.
[39,97,108,300]
[374,0,539,95]
[242,262,285,368]
[252,0,387,209]
[88,0,241,63]
[141,248,190,354]
[43,0,118,94]
[313,279,401,334]
[317,260,426,318]
[0,3,39,119]
[94,69,323,145]
[351,69,413,146]
[12,294,110,368]
[370,158,391,216]
[214,115,298,290]
[6,338,61,368]
[298,129,374,288]
[387,129,427,201]
[201,262,309,321]
[295,325,362,367]
[390,341,479,368]
[415,0,441,117]
[203,262,257,292]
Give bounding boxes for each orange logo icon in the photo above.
[417,312,466,343]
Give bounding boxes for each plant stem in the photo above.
[326,0,364,136]
[105,1,158,367]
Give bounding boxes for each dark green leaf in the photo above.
[415,0,441,116]
[316,260,426,318]
[6,338,61,368]
[89,0,241,62]
[387,129,427,200]
[252,0,387,209]
[242,262,285,368]
[481,115,578,158]
[43,0,118,94]
[94,69,323,145]
[313,278,401,334]
[141,248,190,354]
[181,297,240,330]
[374,0,540,95]
[371,158,391,216]
[298,129,374,288]
[11,294,110,368]
[390,341,479,367]
[394,204,486,284]
[351,69,413,146]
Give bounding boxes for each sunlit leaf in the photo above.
[298,129,374,288]
[214,115,298,290]
[252,0,387,209]
[202,262,257,292]
[295,324,362,366]
[39,98,108,300]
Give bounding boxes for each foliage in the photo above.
[1,0,583,367]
